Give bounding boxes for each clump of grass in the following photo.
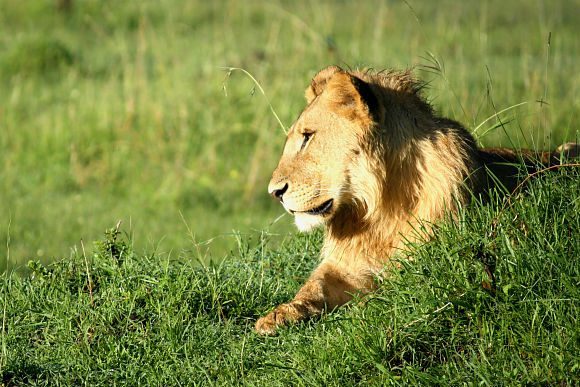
[1,37,75,78]
[1,168,578,385]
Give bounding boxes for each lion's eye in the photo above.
[300,132,313,150]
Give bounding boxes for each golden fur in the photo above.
[255,65,578,335]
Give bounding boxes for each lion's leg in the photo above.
[255,261,371,335]
[555,142,579,160]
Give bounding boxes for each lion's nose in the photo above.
[270,183,288,202]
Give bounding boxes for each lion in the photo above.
[255,65,578,335]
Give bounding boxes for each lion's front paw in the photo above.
[255,303,304,335]
[254,312,279,336]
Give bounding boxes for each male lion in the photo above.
[255,65,578,335]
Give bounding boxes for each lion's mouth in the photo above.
[303,199,334,216]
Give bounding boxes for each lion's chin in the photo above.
[294,213,325,232]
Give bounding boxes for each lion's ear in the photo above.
[305,65,343,104]
[324,72,379,122]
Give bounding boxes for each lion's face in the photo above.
[268,99,360,231]
[268,68,377,232]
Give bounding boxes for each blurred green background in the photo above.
[1,0,578,270]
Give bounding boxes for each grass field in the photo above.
[2,171,579,384]
[1,0,580,384]
[1,0,578,268]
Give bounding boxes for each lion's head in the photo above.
[268,66,384,232]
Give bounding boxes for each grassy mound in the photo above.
[2,169,579,385]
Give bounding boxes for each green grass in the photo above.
[1,0,579,267]
[1,1,580,384]
[1,170,579,385]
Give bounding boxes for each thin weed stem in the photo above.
[222,67,287,134]
[81,239,94,307]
